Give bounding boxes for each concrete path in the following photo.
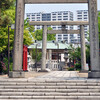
[36,71,81,80]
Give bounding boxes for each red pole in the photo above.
[23,45,28,71]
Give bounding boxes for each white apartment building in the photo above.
[51,11,73,43]
[26,11,74,43]
[51,11,74,43]
[26,12,42,30]
[74,10,89,43]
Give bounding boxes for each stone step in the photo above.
[0,92,100,96]
[0,86,100,89]
[0,99,100,100]
[0,79,100,100]
[0,79,100,83]
[0,96,100,99]
[0,89,100,92]
[0,83,99,86]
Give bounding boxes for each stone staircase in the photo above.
[0,78,100,100]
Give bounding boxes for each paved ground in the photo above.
[37,71,79,78]
[35,71,88,80]
[0,71,88,79]
[0,71,47,78]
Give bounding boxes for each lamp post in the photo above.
[8,24,15,76]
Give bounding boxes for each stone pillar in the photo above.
[39,25,48,72]
[48,50,52,69]
[49,50,52,61]
[88,0,100,78]
[80,25,87,71]
[9,0,25,78]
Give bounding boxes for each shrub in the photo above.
[0,62,3,74]
[68,67,74,71]
[75,63,81,70]
[0,57,13,74]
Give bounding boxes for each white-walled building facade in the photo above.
[26,11,74,43]
[74,10,89,43]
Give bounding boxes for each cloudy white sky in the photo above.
[25,0,100,14]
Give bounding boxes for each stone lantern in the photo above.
[63,48,69,70]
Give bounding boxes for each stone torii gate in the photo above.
[9,0,100,78]
[48,25,87,71]
[29,21,88,72]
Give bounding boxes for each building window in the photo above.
[63,13,68,15]
[58,13,62,15]
[63,18,68,20]
[37,17,40,19]
[58,19,62,20]
[32,15,35,16]
[52,19,56,21]
[52,16,56,18]
[27,15,30,17]
[52,13,56,15]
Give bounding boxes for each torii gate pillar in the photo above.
[9,0,25,78]
[88,0,100,78]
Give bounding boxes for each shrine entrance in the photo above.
[9,0,100,78]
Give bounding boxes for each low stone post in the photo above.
[49,50,52,62]
[39,25,48,72]
[9,0,25,78]
[88,0,100,78]
[48,50,52,69]
[80,25,86,71]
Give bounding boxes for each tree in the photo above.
[68,44,81,70]
[32,49,42,62]
[68,45,81,64]
[0,0,35,74]
[23,19,35,45]
[34,27,55,41]
[0,0,15,26]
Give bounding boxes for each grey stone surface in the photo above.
[80,25,86,71]
[30,21,89,25]
[13,0,25,71]
[88,0,100,77]
[1,73,100,100]
[41,25,47,71]
[9,71,25,78]
[37,71,79,79]
[25,0,88,4]
[88,71,100,78]
[48,30,80,34]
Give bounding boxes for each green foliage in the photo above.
[0,0,15,26]
[75,63,81,70]
[0,0,35,74]
[68,45,81,64]
[0,19,34,53]
[0,62,3,74]
[32,49,42,62]
[86,45,90,66]
[0,7,15,52]
[34,27,56,41]
[23,19,35,46]
[0,57,13,74]
[68,67,74,71]
[98,12,100,45]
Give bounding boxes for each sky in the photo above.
[25,0,100,14]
